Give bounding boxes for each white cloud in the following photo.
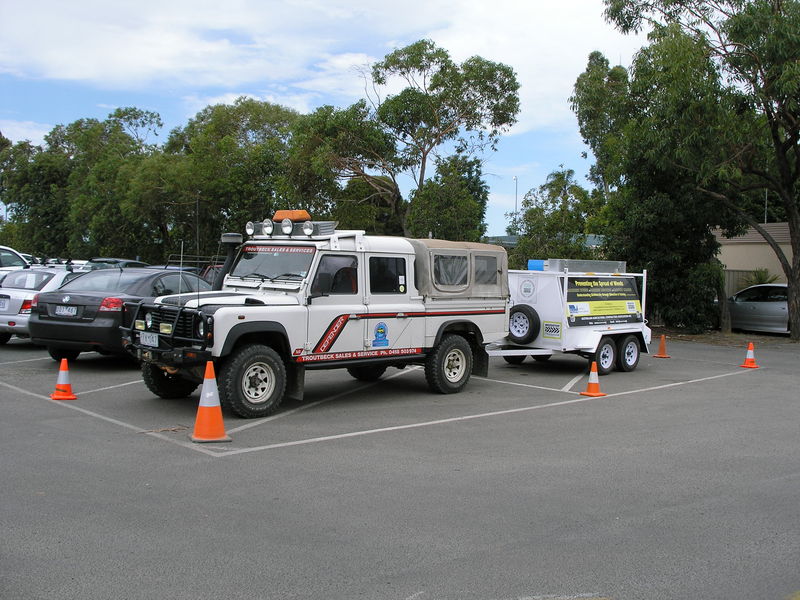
[0,120,51,145]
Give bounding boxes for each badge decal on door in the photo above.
[372,322,389,347]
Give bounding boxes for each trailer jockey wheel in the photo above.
[508,305,540,345]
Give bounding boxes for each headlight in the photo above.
[281,218,293,235]
[302,221,314,235]
[245,221,256,235]
[144,311,153,328]
[196,318,205,338]
[263,220,274,235]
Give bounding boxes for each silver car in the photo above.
[0,268,82,344]
[728,283,789,334]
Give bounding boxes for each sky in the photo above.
[0,0,648,236]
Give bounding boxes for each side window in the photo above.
[152,273,184,296]
[737,287,767,302]
[369,257,406,294]
[433,254,468,287]
[181,274,211,292]
[475,255,498,285]
[311,255,358,295]
[0,249,25,268]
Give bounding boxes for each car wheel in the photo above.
[425,334,473,394]
[502,355,526,365]
[594,336,616,376]
[0,332,11,345]
[507,305,540,345]
[47,347,81,362]
[616,335,641,372]
[219,344,286,418]
[347,365,387,381]
[142,363,199,399]
[532,354,551,362]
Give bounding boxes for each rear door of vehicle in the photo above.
[366,254,424,357]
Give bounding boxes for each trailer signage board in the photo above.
[566,276,643,326]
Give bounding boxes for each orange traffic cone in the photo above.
[50,358,77,400]
[581,361,607,397]
[740,342,759,369]
[653,334,670,358]
[191,362,231,443]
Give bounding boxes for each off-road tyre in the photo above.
[219,344,286,418]
[0,332,11,345]
[142,363,199,398]
[47,347,81,362]
[508,305,540,345]
[594,336,616,376]
[502,355,526,365]
[347,365,387,381]
[616,335,641,372]
[425,334,473,394]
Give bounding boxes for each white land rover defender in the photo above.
[122,211,509,418]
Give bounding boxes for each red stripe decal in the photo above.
[313,314,351,353]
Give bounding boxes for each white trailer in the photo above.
[486,259,651,374]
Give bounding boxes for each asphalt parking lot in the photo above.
[2,337,799,600]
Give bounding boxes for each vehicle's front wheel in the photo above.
[347,365,387,381]
[47,347,81,362]
[616,335,641,372]
[425,334,473,394]
[219,344,286,418]
[142,363,199,398]
[594,336,616,376]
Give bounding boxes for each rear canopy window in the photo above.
[60,270,151,293]
[433,254,468,287]
[1,270,54,290]
[475,255,498,285]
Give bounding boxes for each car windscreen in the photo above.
[230,245,316,280]
[1,270,55,290]
[59,270,150,293]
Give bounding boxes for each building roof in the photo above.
[715,222,790,244]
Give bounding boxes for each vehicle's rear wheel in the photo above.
[616,335,641,372]
[0,332,11,345]
[142,363,199,398]
[507,305,540,345]
[219,344,286,418]
[532,354,551,362]
[425,334,473,394]
[594,336,616,376]
[502,355,526,365]
[47,347,81,362]
[347,365,387,381]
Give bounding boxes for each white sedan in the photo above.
[0,268,83,344]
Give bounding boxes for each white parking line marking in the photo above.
[0,356,52,365]
[481,377,576,393]
[562,373,586,392]
[227,367,421,434]
[80,380,144,395]
[0,380,220,456]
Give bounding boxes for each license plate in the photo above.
[55,305,77,316]
[0,299,7,310]
[140,332,159,347]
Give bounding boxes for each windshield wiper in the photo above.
[268,272,305,281]
[238,272,269,281]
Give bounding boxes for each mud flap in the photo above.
[286,363,305,402]
[472,344,489,378]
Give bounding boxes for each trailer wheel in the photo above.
[616,335,640,372]
[594,336,616,375]
[142,363,199,399]
[219,344,286,418]
[347,365,387,381]
[502,355,526,365]
[508,305,540,345]
[532,354,551,362]
[425,334,472,394]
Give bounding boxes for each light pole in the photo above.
[513,176,518,215]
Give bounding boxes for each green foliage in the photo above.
[508,168,601,269]
[405,155,488,241]
[742,268,780,287]
[329,177,406,236]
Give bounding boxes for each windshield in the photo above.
[230,245,316,281]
